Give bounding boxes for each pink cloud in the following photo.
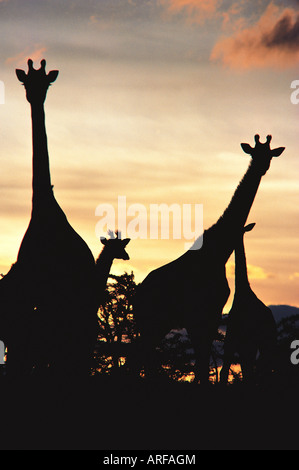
[159,0,222,24]
[210,3,299,69]
[6,46,47,67]
[221,2,247,31]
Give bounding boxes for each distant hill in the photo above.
[221,304,299,325]
[164,305,299,356]
[269,305,299,324]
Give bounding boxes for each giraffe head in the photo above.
[241,134,285,175]
[100,230,130,260]
[16,59,59,104]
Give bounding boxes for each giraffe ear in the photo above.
[240,143,253,155]
[16,69,27,83]
[47,70,59,83]
[100,237,107,245]
[122,238,131,247]
[244,223,256,232]
[271,146,285,157]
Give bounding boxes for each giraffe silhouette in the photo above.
[134,134,284,384]
[220,223,277,385]
[95,230,130,306]
[1,59,100,376]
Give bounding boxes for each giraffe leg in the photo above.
[255,320,277,385]
[188,328,213,385]
[220,332,237,384]
[239,346,256,384]
[48,305,97,378]
[142,337,162,380]
[138,325,170,381]
[220,353,232,385]
[195,350,210,385]
[256,341,276,385]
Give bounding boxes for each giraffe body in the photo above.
[135,135,284,384]
[220,223,277,384]
[1,60,99,376]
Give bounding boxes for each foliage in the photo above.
[92,273,299,387]
[92,271,138,375]
[92,272,228,382]
[157,329,195,382]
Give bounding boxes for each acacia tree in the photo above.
[92,271,138,375]
[92,271,226,382]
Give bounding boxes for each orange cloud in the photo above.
[6,46,47,67]
[160,0,222,24]
[227,262,275,280]
[221,2,247,31]
[210,3,299,69]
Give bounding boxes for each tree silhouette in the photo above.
[155,328,225,383]
[91,271,299,388]
[157,329,195,382]
[92,272,138,375]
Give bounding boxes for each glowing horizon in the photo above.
[0,0,298,313]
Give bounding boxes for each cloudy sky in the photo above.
[0,0,298,311]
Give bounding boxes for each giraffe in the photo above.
[0,261,34,376]
[2,58,100,376]
[95,230,130,306]
[134,134,284,384]
[220,223,277,385]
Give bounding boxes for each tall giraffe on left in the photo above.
[1,59,99,377]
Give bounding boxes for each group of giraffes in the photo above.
[0,59,285,385]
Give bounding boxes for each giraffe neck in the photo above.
[234,236,251,293]
[204,160,263,263]
[30,102,52,205]
[95,247,114,292]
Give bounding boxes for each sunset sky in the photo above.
[0,0,298,311]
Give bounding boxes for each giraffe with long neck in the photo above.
[134,134,284,384]
[95,230,130,306]
[220,223,277,385]
[5,59,99,376]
